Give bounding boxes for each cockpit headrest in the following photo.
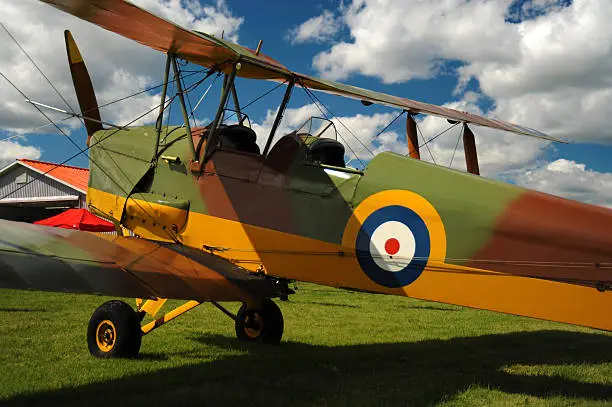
[305,137,346,168]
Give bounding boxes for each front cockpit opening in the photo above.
[194,109,262,156]
[291,117,346,168]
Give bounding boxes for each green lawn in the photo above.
[0,285,610,406]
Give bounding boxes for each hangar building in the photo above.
[0,159,89,223]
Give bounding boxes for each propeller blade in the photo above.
[64,30,102,145]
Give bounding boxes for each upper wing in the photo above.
[295,74,562,142]
[39,0,563,142]
[40,0,290,80]
[0,220,279,301]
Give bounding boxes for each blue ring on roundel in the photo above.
[356,205,430,288]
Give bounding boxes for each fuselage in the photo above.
[86,126,612,330]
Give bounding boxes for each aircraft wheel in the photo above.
[235,299,284,344]
[87,300,142,358]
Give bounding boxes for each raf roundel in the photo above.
[355,205,431,288]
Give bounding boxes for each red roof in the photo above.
[18,159,89,193]
[34,208,115,232]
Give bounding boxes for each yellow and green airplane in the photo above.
[1,0,611,358]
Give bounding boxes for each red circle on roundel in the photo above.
[384,238,400,255]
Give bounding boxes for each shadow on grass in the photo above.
[295,301,360,308]
[0,307,46,313]
[3,330,611,406]
[399,305,461,312]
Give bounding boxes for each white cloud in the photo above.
[287,10,341,44]
[516,158,612,207]
[0,140,41,168]
[308,0,612,143]
[313,0,519,84]
[0,0,242,156]
[415,96,551,176]
[132,0,243,41]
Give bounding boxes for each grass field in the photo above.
[0,284,611,406]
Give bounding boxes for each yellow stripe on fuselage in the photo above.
[87,187,612,331]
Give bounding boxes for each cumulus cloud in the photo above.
[132,0,243,41]
[415,96,551,176]
[0,0,242,155]
[0,140,41,169]
[516,159,612,207]
[308,0,612,143]
[287,10,341,44]
[313,0,519,84]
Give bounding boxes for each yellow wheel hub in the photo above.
[244,313,263,339]
[96,320,116,352]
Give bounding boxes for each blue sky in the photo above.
[1,0,612,205]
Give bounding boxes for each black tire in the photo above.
[235,299,284,344]
[87,300,142,358]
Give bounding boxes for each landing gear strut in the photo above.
[87,297,284,358]
[235,299,284,344]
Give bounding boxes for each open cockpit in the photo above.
[196,112,348,173]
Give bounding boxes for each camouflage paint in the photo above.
[83,127,612,330]
[0,219,279,301]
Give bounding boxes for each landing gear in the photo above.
[235,299,284,344]
[86,297,284,358]
[87,300,142,358]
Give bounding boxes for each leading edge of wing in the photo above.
[39,0,290,79]
[0,220,279,301]
[295,74,565,143]
[40,0,562,142]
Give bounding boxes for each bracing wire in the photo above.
[0,22,76,116]
[407,122,460,160]
[164,79,175,142]
[301,83,374,163]
[191,73,220,115]
[1,72,87,157]
[303,88,367,169]
[0,75,183,243]
[178,62,199,129]
[0,69,207,144]
[223,80,287,123]
[354,109,406,160]
[449,124,464,168]
[414,119,437,165]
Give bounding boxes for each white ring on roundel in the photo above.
[368,220,416,272]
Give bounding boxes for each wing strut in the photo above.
[406,114,420,159]
[171,55,197,160]
[202,63,239,162]
[154,53,172,157]
[263,80,296,156]
[463,124,480,175]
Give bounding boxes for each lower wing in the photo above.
[0,219,280,302]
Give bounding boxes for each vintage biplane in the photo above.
[1,0,611,358]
